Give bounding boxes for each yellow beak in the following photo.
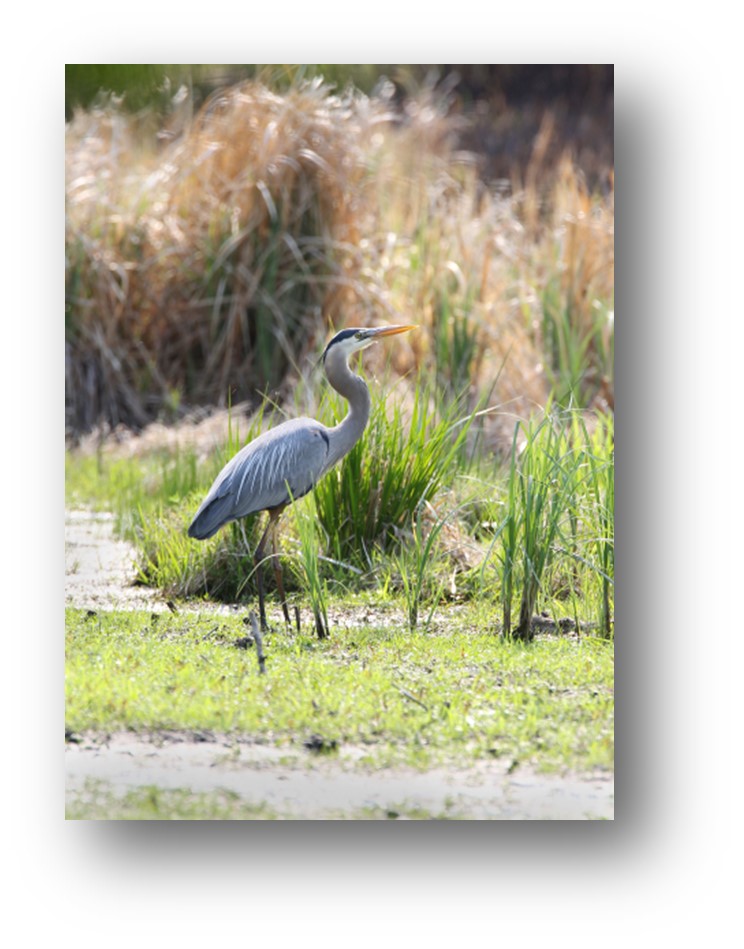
[362,324,417,339]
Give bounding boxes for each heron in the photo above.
[187,323,416,632]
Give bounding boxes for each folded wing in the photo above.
[188,418,331,540]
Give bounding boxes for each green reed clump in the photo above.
[570,412,614,637]
[481,407,614,639]
[514,419,576,638]
[540,282,614,410]
[290,492,330,638]
[312,378,476,573]
[394,497,466,630]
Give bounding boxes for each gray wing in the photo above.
[188,418,331,540]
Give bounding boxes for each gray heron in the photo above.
[188,323,416,632]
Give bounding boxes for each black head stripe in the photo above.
[322,328,361,361]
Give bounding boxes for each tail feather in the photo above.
[187,496,234,540]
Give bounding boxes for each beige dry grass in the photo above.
[66,78,613,454]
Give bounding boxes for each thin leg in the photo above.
[253,514,275,632]
[270,521,292,627]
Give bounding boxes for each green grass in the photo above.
[292,490,330,637]
[476,408,614,639]
[65,781,284,820]
[65,398,614,637]
[65,607,614,774]
[65,402,614,800]
[539,280,614,411]
[312,378,478,571]
[395,500,454,630]
[65,779,468,820]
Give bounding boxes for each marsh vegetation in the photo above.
[65,66,614,817]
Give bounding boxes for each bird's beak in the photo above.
[361,324,417,340]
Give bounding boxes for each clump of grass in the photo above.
[312,378,477,573]
[569,412,614,637]
[539,284,614,410]
[513,419,578,638]
[290,492,330,638]
[396,500,454,629]
[480,407,614,639]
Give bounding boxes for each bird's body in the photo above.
[188,323,415,633]
[188,416,334,541]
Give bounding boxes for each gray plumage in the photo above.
[187,418,332,540]
[187,323,416,632]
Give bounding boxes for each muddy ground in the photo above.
[65,510,614,820]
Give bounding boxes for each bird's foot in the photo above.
[255,609,291,635]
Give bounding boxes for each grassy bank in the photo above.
[66,396,614,638]
[66,607,613,774]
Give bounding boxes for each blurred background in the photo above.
[65,65,613,189]
[65,64,614,455]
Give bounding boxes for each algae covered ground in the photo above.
[65,512,613,819]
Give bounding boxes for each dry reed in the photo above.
[66,78,614,452]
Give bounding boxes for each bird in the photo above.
[188,323,416,633]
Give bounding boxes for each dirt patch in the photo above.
[66,732,613,820]
[65,511,614,819]
[66,510,159,612]
[65,509,235,615]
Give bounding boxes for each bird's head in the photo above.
[322,324,417,364]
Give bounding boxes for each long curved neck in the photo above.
[324,349,371,468]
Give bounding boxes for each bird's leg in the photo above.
[314,608,327,640]
[269,507,292,627]
[253,515,275,633]
[271,534,291,627]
